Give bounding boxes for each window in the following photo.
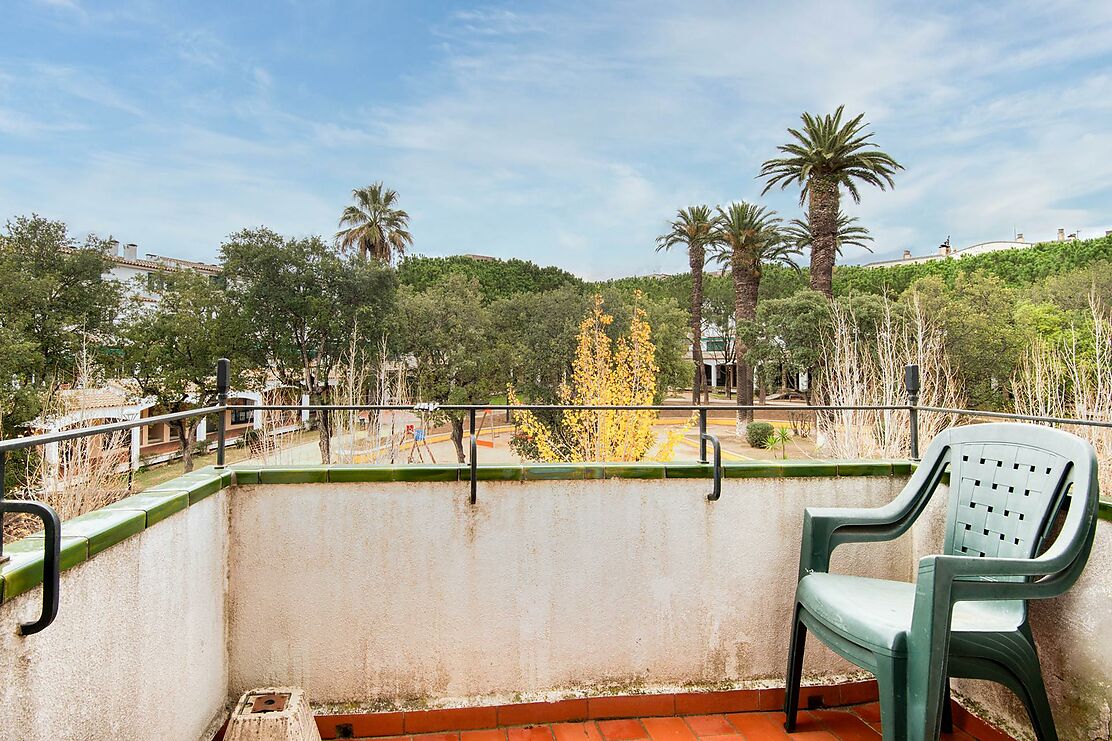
[146,272,169,293]
[705,338,726,352]
[168,424,180,441]
[146,424,165,444]
[231,407,254,426]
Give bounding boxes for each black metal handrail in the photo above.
[5,358,1112,635]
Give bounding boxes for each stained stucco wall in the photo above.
[0,491,230,741]
[226,476,912,706]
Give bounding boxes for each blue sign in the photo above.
[414,429,426,441]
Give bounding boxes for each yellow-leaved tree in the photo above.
[510,292,687,462]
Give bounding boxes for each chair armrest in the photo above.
[799,453,947,578]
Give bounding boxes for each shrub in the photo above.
[745,421,774,448]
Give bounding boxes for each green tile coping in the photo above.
[0,459,926,603]
[1,465,230,603]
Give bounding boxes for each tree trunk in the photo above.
[808,177,839,299]
[174,419,198,473]
[317,403,332,464]
[451,416,466,463]
[734,252,760,428]
[690,246,705,404]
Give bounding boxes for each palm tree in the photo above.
[785,211,874,257]
[335,182,414,263]
[760,106,901,297]
[712,202,799,425]
[657,205,717,403]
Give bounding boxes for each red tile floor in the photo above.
[345,706,999,741]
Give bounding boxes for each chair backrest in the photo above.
[939,424,1098,565]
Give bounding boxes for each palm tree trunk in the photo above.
[734,255,760,429]
[808,177,839,298]
[690,247,705,404]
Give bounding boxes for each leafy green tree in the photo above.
[833,233,1112,298]
[907,273,1023,409]
[761,106,901,297]
[119,271,249,471]
[0,215,120,389]
[490,286,592,403]
[336,182,413,263]
[0,215,120,486]
[221,228,397,463]
[600,288,690,400]
[392,274,502,462]
[712,202,798,421]
[740,290,832,398]
[656,205,717,402]
[398,254,583,302]
[1032,257,1112,312]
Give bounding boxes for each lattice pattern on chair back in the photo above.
[945,441,1069,561]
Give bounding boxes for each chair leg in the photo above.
[1003,634,1058,741]
[941,679,953,733]
[875,654,908,741]
[783,605,807,732]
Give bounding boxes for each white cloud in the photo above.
[3,1,1111,277]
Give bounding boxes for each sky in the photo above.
[2,1,1111,280]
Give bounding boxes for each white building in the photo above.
[103,240,221,300]
[862,228,1091,268]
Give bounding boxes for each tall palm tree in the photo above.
[657,205,717,403]
[760,106,901,297]
[784,211,874,257]
[335,182,414,263]
[712,202,799,425]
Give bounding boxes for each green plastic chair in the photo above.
[783,423,1100,741]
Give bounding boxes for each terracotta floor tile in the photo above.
[811,710,879,740]
[461,731,509,741]
[552,722,605,741]
[641,717,699,741]
[729,710,833,739]
[682,716,735,737]
[724,712,790,739]
[507,727,555,741]
[695,736,739,741]
[597,719,648,741]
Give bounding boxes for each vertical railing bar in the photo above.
[703,433,722,501]
[698,408,708,464]
[906,364,921,461]
[469,408,477,504]
[216,358,229,468]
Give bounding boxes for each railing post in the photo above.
[216,358,229,468]
[905,364,921,461]
[468,408,477,505]
[698,408,708,464]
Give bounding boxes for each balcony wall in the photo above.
[1,461,1109,741]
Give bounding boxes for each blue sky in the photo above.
[2,1,1111,279]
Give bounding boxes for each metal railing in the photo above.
[4,358,1112,634]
